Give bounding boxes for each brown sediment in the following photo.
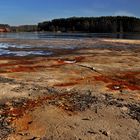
[54,76,93,87]
[8,66,35,73]
[52,70,140,91]
[94,75,112,83]
[0,56,85,73]
[0,59,39,73]
[74,56,85,62]
[43,56,85,68]
[107,83,140,91]
[8,65,45,73]
[0,63,17,67]
[1,93,74,123]
[0,38,140,139]
[94,71,140,91]
[57,56,84,63]
[54,82,79,87]
[0,58,50,73]
[0,65,46,73]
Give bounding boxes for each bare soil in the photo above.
[0,38,139,140]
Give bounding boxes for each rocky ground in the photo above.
[0,38,139,140]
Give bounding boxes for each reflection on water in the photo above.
[0,43,53,56]
[0,32,140,40]
[0,32,139,56]
[0,42,78,56]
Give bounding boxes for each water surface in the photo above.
[0,32,140,56]
[0,32,140,40]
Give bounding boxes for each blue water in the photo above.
[0,43,54,56]
[0,32,139,56]
[0,32,140,40]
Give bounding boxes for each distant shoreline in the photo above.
[0,16,140,33]
[0,32,140,40]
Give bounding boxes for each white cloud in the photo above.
[114,11,136,17]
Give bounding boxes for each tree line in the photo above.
[0,24,11,32]
[0,24,10,28]
[0,16,140,33]
[11,25,37,32]
[0,24,37,32]
[38,16,140,33]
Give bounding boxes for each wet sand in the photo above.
[0,38,140,140]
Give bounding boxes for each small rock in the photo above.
[121,106,128,112]
[82,118,91,121]
[5,102,12,106]
[99,129,109,136]
[87,130,96,134]
[18,132,30,136]
[64,60,76,64]
[95,106,98,113]
[113,85,121,90]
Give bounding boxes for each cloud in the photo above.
[114,11,136,17]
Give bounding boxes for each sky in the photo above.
[0,0,140,25]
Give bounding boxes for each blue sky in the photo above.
[0,0,140,25]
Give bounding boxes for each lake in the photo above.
[0,32,140,57]
[0,32,140,40]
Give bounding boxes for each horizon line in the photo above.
[1,15,140,26]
